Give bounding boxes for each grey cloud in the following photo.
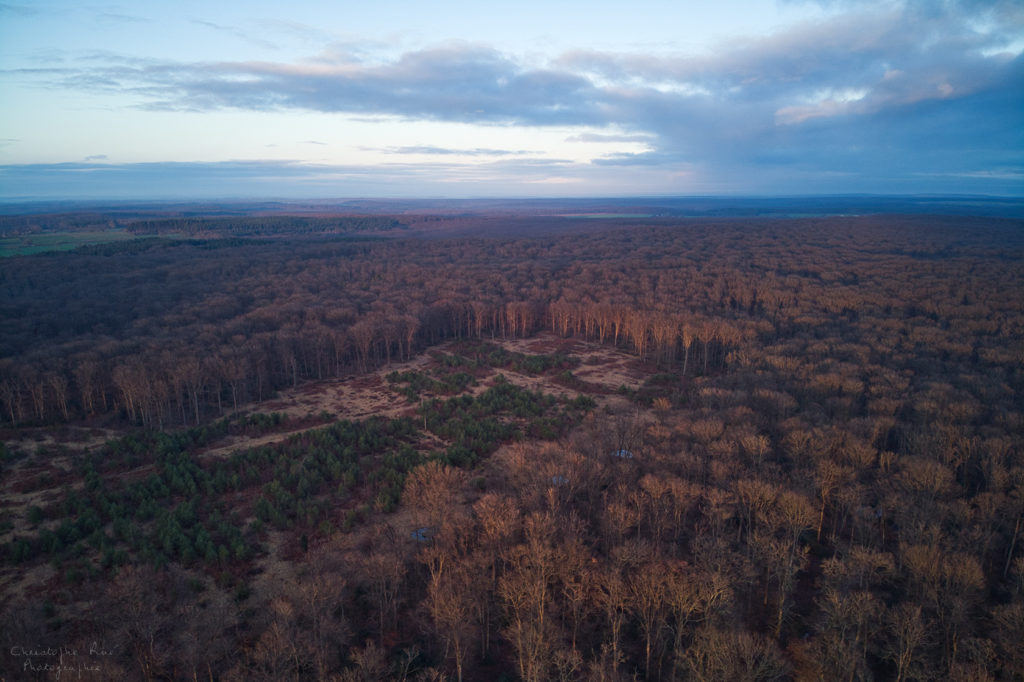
[0,159,586,200]
[191,18,231,31]
[565,132,654,143]
[381,146,533,156]
[95,10,147,24]
[0,160,365,200]
[591,151,690,166]
[0,3,39,15]
[40,44,604,125]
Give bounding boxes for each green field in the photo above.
[0,229,138,257]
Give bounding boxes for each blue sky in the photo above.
[1,0,1021,199]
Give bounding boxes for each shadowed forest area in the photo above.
[1,206,1023,680]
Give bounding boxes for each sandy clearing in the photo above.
[2,426,119,460]
[190,334,653,459]
[2,335,647,462]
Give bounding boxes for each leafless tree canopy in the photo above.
[2,211,1023,680]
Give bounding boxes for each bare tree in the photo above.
[886,603,929,682]
[629,561,669,679]
[425,562,476,682]
[404,460,467,533]
[682,627,790,682]
[499,513,560,682]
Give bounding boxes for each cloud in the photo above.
[95,9,147,24]
[256,19,340,49]
[26,43,604,125]
[0,159,587,200]
[0,161,361,199]
[84,154,108,161]
[0,3,39,16]
[37,6,1018,132]
[378,146,533,156]
[7,1,1022,194]
[565,132,654,144]
[591,151,690,167]
[922,168,1024,181]
[3,150,1022,200]
[190,18,280,51]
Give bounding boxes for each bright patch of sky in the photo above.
[1,0,1021,198]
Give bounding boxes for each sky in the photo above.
[0,0,1021,199]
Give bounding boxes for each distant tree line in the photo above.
[126,215,406,236]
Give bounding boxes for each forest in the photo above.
[1,204,1023,681]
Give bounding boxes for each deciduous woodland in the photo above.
[1,210,1023,681]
